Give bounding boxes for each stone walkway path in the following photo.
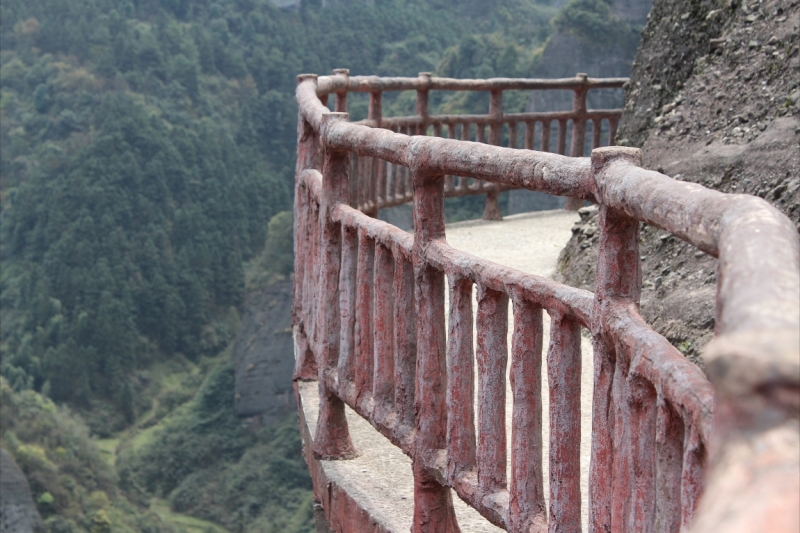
[299,209,594,532]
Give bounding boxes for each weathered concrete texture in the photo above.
[297,380,502,533]
[233,280,297,424]
[298,210,598,531]
[446,210,596,531]
[0,449,42,533]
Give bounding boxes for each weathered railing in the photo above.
[292,72,800,533]
[326,70,626,217]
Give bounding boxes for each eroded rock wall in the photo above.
[558,0,800,363]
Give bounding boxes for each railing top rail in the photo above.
[297,75,800,342]
[315,72,628,94]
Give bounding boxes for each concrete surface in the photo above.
[299,209,594,531]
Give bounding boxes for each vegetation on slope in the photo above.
[1,0,563,429]
[0,0,612,530]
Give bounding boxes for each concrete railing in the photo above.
[292,72,800,533]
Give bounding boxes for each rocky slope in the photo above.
[232,280,296,425]
[0,449,42,533]
[557,0,800,363]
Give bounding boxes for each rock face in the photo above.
[232,280,296,425]
[0,449,42,533]
[557,0,800,362]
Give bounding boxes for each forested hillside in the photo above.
[0,0,629,531]
[0,0,568,430]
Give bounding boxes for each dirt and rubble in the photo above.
[557,0,800,364]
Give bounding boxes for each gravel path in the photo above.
[299,209,593,532]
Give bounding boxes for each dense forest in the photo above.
[0,0,630,531]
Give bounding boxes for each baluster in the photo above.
[411,167,459,532]
[482,90,504,220]
[446,276,476,483]
[433,122,442,137]
[680,427,705,530]
[564,74,590,210]
[508,299,546,533]
[373,242,395,431]
[557,120,567,155]
[628,377,657,532]
[333,68,349,113]
[306,201,320,354]
[476,124,485,144]
[541,121,551,153]
[548,313,582,532]
[393,249,416,434]
[570,73,589,158]
[338,224,358,406]
[404,136,413,201]
[461,122,470,141]
[376,158,386,209]
[610,349,633,532]
[589,146,643,533]
[524,121,534,151]
[313,113,356,460]
[369,90,382,127]
[367,91,385,213]
[294,185,317,380]
[609,117,619,145]
[444,123,456,192]
[656,397,684,533]
[509,121,518,149]
[476,286,509,498]
[355,227,375,410]
[417,72,431,136]
[592,118,602,149]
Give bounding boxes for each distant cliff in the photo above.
[232,280,296,425]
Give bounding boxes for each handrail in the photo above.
[304,70,626,216]
[293,72,800,533]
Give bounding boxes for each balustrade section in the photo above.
[293,71,800,533]
[329,70,625,217]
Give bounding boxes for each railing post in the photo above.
[548,312,582,531]
[411,164,460,532]
[332,68,349,113]
[483,90,504,221]
[312,112,357,460]
[589,146,643,532]
[416,72,432,136]
[508,298,546,532]
[565,73,589,210]
[293,74,321,381]
[361,90,383,218]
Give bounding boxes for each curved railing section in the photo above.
[292,71,800,533]
[320,70,626,217]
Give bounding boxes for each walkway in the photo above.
[298,209,593,532]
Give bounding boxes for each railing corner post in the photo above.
[588,144,643,533]
[312,111,357,461]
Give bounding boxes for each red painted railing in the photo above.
[292,72,800,533]
[328,70,626,217]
